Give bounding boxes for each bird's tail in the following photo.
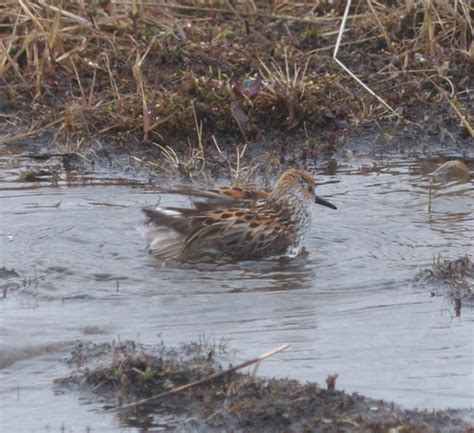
[142,207,193,260]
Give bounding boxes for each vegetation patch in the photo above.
[414,255,474,316]
[1,0,472,176]
[56,339,472,432]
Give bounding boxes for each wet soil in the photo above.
[56,340,472,433]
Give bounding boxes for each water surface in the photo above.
[0,154,472,432]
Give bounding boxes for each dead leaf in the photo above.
[230,101,249,140]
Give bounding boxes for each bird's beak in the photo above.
[315,195,337,210]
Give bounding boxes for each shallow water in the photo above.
[0,154,473,432]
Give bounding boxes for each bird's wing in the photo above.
[143,187,274,259]
[208,186,269,201]
[142,207,193,234]
[182,208,292,257]
[160,185,269,211]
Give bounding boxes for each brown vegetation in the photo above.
[414,254,474,317]
[1,0,472,162]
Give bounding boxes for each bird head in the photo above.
[271,169,337,210]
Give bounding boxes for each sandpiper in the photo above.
[143,169,337,261]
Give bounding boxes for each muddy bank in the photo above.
[56,340,472,433]
[1,131,472,198]
[1,0,472,173]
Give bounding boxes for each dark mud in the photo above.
[2,125,472,193]
[56,340,472,433]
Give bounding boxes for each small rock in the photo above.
[428,160,470,181]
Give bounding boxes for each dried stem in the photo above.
[333,0,401,119]
[107,343,291,412]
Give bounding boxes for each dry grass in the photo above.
[0,0,472,164]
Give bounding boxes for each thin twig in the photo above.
[333,0,401,119]
[224,0,270,45]
[444,95,473,137]
[425,74,473,136]
[3,117,64,144]
[106,343,291,412]
[366,0,391,49]
[37,0,90,26]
